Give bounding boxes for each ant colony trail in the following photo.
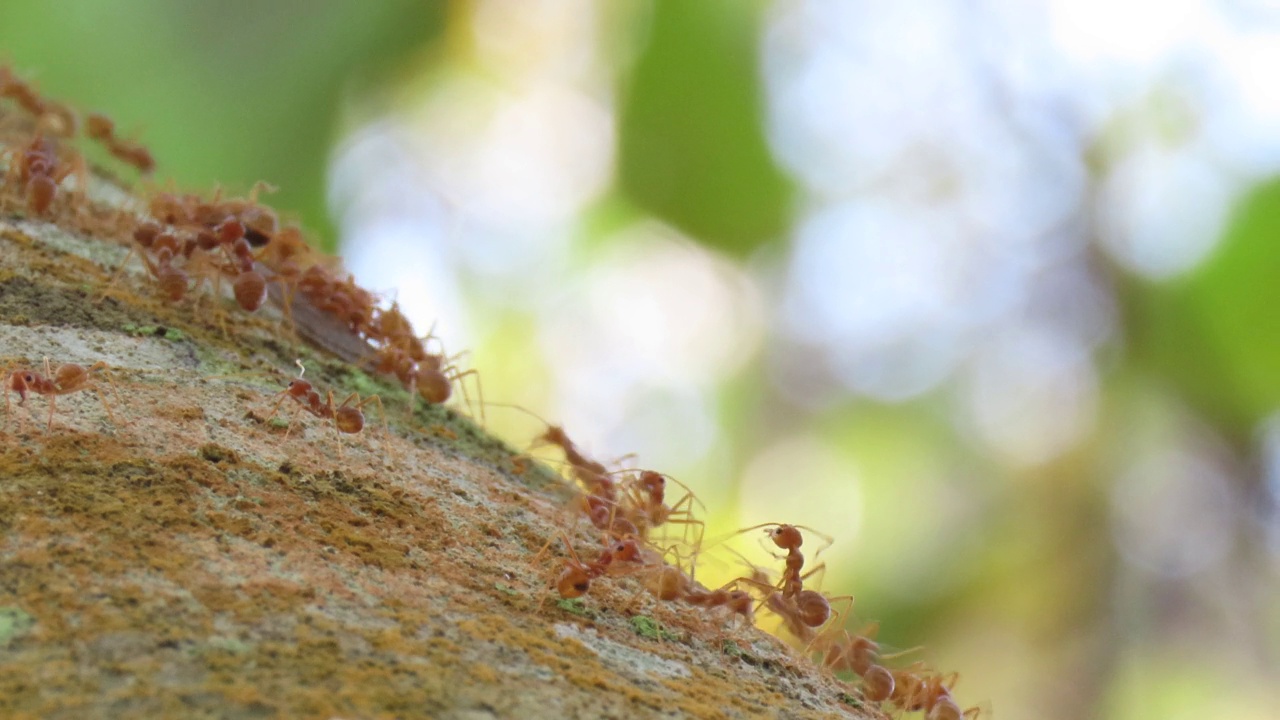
[0,67,981,720]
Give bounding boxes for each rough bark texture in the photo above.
[0,177,877,719]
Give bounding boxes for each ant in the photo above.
[927,697,982,720]
[624,470,706,546]
[85,112,155,174]
[11,134,75,215]
[729,551,849,642]
[533,532,644,599]
[818,621,883,677]
[0,67,77,136]
[891,667,980,720]
[413,350,485,424]
[538,424,619,502]
[3,358,120,432]
[817,620,921,679]
[732,522,832,601]
[97,221,190,304]
[486,403,626,502]
[263,360,386,453]
[681,581,756,627]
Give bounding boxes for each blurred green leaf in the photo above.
[0,0,444,252]
[617,0,792,257]
[1129,177,1280,432]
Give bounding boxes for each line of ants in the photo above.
[2,66,478,424]
[1,356,384,454]
[0,351,982,718]
[1,66,983,718]
[515,412,984,719]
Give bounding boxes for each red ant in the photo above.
[0,67,77,136]
[817,619,921,681]
[538,424,619,502]
[712,526,849,641]
[624,470,706,546]
[681,582,756,627]
[890,666,981,720]
[818,621,884,677]
[9,134,75,215]
[84,112,155,174]
[731,522,832,601]
[97,221,190,304]
[263,360,386,453]
[534,532,645,599]
[3,358,120,432]
[413,350,484,422]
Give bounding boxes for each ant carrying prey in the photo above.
[262,360,387,457]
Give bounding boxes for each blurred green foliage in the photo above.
[1133,179,1280,435]
[0,0,444,250]
[617,0,793,256]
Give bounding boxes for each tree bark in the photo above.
[0,178,874,719]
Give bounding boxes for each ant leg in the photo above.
[1,362,12,432]
[799,562,828,591]
[278,402,306,441]
[88,362,122,427]
[356,394,391,459]
[450,367,485,427]
[41,358,56,433]
[95,245,141,304]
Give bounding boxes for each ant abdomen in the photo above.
[794,589,831,627]
[26,175,56,214]
[156,265,189,302]
[334,407,364,435]
[416,368,452,404]
[861,664,895,702]
[233,271,267,312]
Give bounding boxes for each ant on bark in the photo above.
[263,360,387,456]
[623,470,706,546]
[85,112,155,174]
[7,133,77,215]
[533,532,647,599]
[3,357,121,432]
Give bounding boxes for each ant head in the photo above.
[639,470,665,492]
[768,524,803,550]
[542,425,569,446]
[727,590,753,614]
[609,538,640,563]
